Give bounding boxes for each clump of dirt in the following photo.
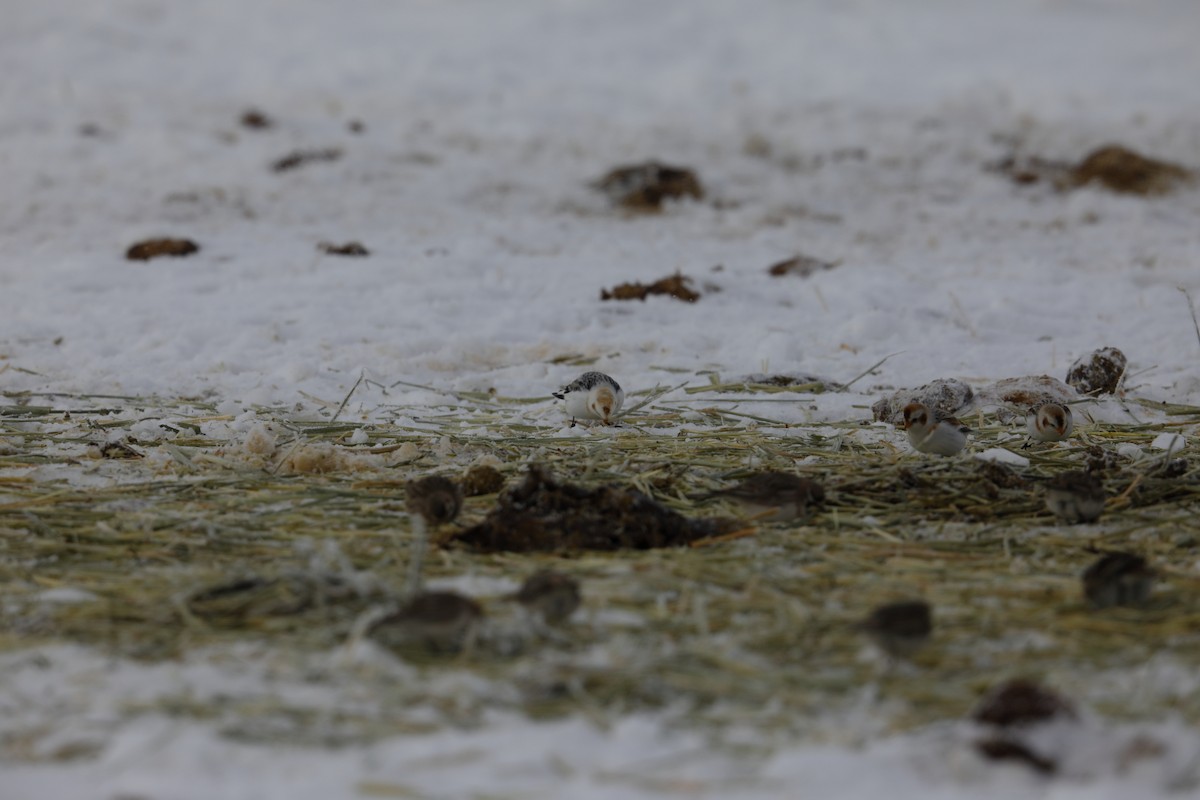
[126,237,200,261]
[1066,145,1192,195]
[462,463,506,496]
[592,161,704,211]
[974,738,1058,775]
[317,241,370,257]
[872,379,973,425]
[1066,346,1127,396]
[456,464,722,553]
[271,148,343,172]
[240,109,274,130]
[971,679,1077,777]
[973,679,1077,728]
[601,272,700,302]
[767,254,840,278]
[992,144,1192,195]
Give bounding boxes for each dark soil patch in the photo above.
[1067,346,1127,396]
[317,241,370,257]
[992,144,1192,195]
[239,109,274,130]
[767,254,840,278]
[125,237,200,261]
[1067,145,1192,195]
[601,272,700,302]
[593,161,704,211]
[455,465,721,553]
[271,148,343,172]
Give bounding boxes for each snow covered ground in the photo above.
[3,0,1200,797]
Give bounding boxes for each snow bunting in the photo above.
[405,475,462,527]
[1044,471,1105,523]
[859,600,932,658]
[1026,403,1073,443]
[369,590,483,653]
[552,371,624,426]
[511,570,581,625]
[902,402,970,456]
[698,471,825,522]
[1082,552,1153,608]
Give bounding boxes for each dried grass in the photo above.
[2,386,1199,746]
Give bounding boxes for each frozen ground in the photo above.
[3,0,1200,797]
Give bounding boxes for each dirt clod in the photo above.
[1067,145,1192,195]
[456,464,721,553]
[767,254,839,278]
[317,241,370,257]
[125,238,200,261]
[271,148,343,172]
[601,272,700,303]
[973,679,1076,728]
[239,109,274,130]
[593,161,703,211]
[462,464,506,497]
[1066,346,1127,396]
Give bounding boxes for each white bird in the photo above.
[552,372,624,426]
[1026,403,1073,443]
[902,402,970,456]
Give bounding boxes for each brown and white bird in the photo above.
[368,590,484,654]
[697,471,825,522]
[511,570,582,625]
[1026,403,1074,444]
[1082,552,1154,608]
[859,600,933,658]
[902,402,970,456]
[552,371,624,426]
[1044,471,1105,524]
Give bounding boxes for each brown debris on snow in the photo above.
[601,272,700,303]
[462,463,506,497]
[125,237,200,261]
[271,147,343,172]
[239,109,274,130]
[1067,145,1192,195]
[974,738,1058,775]
[1067,346,1127,396]
[992,144,1192,195]
[973,679,1077,728]
[767,253,840,278]
[592,161,704,211]
[456,464,723,553]
[317,241,370,257]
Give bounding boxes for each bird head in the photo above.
[902,402,930,431]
